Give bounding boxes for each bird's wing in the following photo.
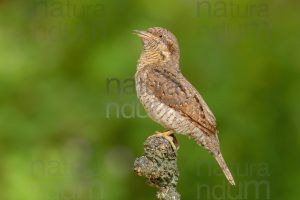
[145,66,217,135]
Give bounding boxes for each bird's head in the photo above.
[133,27,180,64]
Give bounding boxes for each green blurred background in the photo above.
[0,0,299,199]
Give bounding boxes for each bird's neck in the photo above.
[137,50,179,70]
[138,50,162,69]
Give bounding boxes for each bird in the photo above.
[133,27,235,186]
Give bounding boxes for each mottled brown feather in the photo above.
[143,64,217,135]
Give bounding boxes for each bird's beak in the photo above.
[132,30,152,40]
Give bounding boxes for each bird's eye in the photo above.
[159,35,163,38]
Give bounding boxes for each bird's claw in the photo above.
[152,130,178,151]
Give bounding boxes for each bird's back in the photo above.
[137,65,216,129]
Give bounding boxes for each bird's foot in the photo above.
[152,130,178,151]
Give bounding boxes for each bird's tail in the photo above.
[214,152,235,186]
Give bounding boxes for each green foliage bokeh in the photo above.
[0,0,299,199]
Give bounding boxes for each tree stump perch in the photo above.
[134,134,180,200]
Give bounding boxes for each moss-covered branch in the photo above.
[134,134,180,200]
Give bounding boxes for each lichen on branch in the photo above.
[134,135,180,200]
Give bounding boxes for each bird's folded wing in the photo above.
[146,66,217,135]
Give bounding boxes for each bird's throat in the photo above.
[138,50,163,68]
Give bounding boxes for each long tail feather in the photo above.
[214,153,235,186]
